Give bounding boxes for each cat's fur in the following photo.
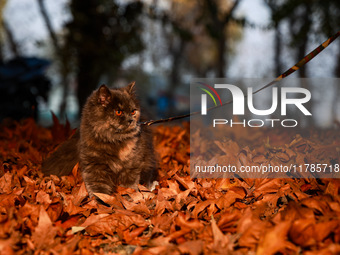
[42,82,157,196]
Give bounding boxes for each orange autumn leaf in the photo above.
[32,206,58,250]
[256,221,294,255]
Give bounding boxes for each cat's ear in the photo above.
[97,84,111,107]
[125,81,136,94]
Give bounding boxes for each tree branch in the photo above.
[37,0,60,52]
[224,0,241,24]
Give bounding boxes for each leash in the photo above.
[141,31,340,126]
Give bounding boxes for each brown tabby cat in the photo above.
[42,82,157,196]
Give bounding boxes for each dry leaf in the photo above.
[32,206,57,250]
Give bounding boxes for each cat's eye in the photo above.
[115,110,122,116]
[131,110,136,115]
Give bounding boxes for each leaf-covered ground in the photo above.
[0,118,340,254]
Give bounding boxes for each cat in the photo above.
[42,82,157,197]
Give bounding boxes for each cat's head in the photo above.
[82,82,141,142]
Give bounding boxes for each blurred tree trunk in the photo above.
[217,25,227,77]
[271,24,283,120]
[298,4,312,126]
[265,0,283,76]
[273,26,283,76]
[0,0,9,61]
[2,21,19,57]
[333,39,340,124]
[66,0,144,113]
[37,0,59,52]
[66,0,103,112]
[288,3,312,126]
[37,0,70,120]
[204,0,241,77]
[289,5,311,78]
[77,55,102,111]
[151,1,195,116]
[167,37,185,115]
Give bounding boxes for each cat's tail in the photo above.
[41,131,80,177]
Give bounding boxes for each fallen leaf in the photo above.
[32,206,57,250]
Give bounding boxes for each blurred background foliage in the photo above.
[0,0,339,127]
